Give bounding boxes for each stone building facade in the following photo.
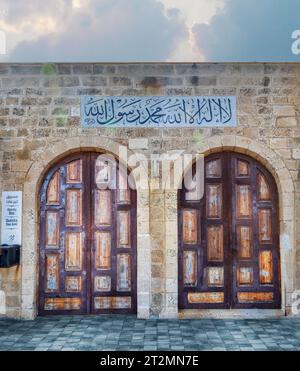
[0,62,299,319]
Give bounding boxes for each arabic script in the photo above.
[81,96,236,127]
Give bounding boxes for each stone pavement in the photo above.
[1,316,300,351]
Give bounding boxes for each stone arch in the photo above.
[164,135,295,316]
[21,136,151,319]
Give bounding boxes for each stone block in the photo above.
[274,106,296,117]
[109,76,132,86]
[185,76,217,86]
[129,138,148,150]
[80,76,107,86]
[72,64,93,74]
[292,149,300,159]
[10,65,42,75]
[137,76,183,88]
[270,138,289,149]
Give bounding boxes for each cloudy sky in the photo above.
[0,0,299,62]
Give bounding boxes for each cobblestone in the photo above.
[0,316,300,351]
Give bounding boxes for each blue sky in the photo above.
[0,0,299,62]
[193,0,300,62]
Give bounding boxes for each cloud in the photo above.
[159,0,224,26]
[5,0,188,62]
[159,0,224,61]
[0,1,71,59]
[192,0,300,61]
[0,0,70,25]
[6,0,297,62]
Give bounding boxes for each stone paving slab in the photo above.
[0,316,300,351]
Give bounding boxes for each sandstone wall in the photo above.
[0,63,299,318]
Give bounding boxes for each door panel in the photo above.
[39,154,88,315]
[231,153,280,309]
[179,153,230,309]
[179,152,280,310]
[90,153,137,314]
[39,152,137,315]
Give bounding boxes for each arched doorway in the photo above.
[178,152,281,310]
[38,152,137,315]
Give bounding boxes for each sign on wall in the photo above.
[81,96,237,128]
[1,191,22,245]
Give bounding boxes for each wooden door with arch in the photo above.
[178,152,281,310]
[39,152,137,315]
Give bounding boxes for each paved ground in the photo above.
[1,316,300,351]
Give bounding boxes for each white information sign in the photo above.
[1,191,22,245]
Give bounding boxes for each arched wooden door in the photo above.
[39,152,137,315]
[178,152,281,309]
